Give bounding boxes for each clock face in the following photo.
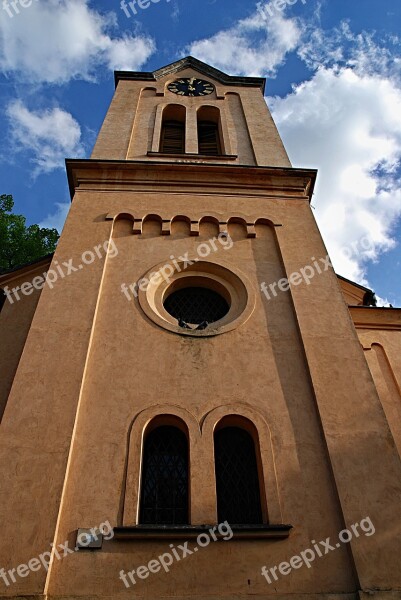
[168,78,215,97]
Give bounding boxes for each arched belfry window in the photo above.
[140,423,189,524]
[197,106,222,156]
[214,424,263,524]
[160,105,186,154]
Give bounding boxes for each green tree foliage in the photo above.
[0,195,59,273]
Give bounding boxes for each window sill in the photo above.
[113,524,292,540]
[147,152,238,161]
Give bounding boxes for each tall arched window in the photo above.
[160,105,186,154]
[140,424,189,524]
[197,106,222,156]
[214,425,263,524]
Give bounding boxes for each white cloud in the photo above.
[6,100,85,175]
[269,67,401,285]
[39,202,70,233]
[187,3,304,76]
[298,21,401,81]
[187,7,401,290]
[170,2,180,23]
[0,0,155,84]
[105,35,156,72]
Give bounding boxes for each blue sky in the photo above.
[1,0,401,304]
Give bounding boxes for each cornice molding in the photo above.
[65,159,317,201]
[349,306,401,331]
[114,56,266,94]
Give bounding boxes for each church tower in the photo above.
[1,57,401,600]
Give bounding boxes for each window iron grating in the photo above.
[140,426,189,525]
[214,427,263,524]
[164,287,229,325]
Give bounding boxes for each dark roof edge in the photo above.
[349,305,401,311]
[337,274,372,294]
[0,253,54,280]
[114,56,266,94]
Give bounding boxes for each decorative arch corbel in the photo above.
[105,210,135,222]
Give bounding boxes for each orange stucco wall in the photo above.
[0,260,50,421]
[1,63,401,600]
[91,68,291,168]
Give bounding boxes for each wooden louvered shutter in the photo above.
[160,121,185,154]
[198,121,221,155]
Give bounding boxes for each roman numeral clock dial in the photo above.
[168,78,215,97]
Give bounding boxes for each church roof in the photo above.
[337,274,371,293]
[114,56,267,94]
[0,253,53,280]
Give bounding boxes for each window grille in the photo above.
[140,425,189,525]
[164,287,229,325]
[214,427,263,524]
